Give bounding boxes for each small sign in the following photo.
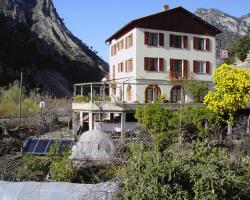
[39,101,45,108]
[219,49,228,59]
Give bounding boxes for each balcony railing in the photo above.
[168,71,193,80]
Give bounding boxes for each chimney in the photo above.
[163,5,169,12]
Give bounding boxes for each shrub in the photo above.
[74,95,89,103]
[116,142,247,199]
[17,155,50,181]
[49,142,76,182]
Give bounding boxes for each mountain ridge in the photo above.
[0,0,108,97]
[195,8,250,49]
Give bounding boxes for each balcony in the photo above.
[168,70,193,80]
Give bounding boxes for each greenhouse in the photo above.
[70,130,115,161]
[0,181,118,200]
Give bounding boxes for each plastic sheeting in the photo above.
[0,181,118,200]
[70,130,115,160]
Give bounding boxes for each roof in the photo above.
[70,130,115,160]
[105,6,222,43]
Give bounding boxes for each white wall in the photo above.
[135,28,216,82]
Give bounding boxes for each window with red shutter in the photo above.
[183,36,188,49]
[159,33,164,46]
[145,32,149,45]
[206,38,210,51]
[159,58,164,72]
[144,57,149,70]
[206,61,210,74]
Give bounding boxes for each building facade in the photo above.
[72,6,222,138]
[106,6,221,103]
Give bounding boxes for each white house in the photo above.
[105,6,221,103]
[72,6,222,138]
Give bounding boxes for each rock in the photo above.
[195,8,250,49]
[0,0,108,97]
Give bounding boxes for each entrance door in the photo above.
[145,85,161,103]
[171,86,182,103]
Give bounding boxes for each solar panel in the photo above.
[59,140,73,153]
[23,138,39,153]
[23,138,74,155]
[33,139,50,154]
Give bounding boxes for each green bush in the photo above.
[17,155,50,181]
[116,142,247,200]
[74,95,89,103]
[49,142,76,182]
[0,81,39,117]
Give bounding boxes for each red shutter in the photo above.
[112,65,115,80]
[183,60,188,78]
[170,59,174,70]
[193,61,197,73]
[159,33,164,46]
[170,34,174,47]
[206,38,210,51]
[193,37,197,49]
[125,60,127,72]
[206,61,210,74]
[159,58,164,72]
[144,57,149,71]
[183,36,188,49]
[125,37,128,49]
[169,59,174,79]
[145,32,149,45]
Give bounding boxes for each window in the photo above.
[145,85,161,103]
[169,59,189,80]
[144,57,164,72]
[111,84,116,95]
[118,62,124,72]
[193,37,210,51]
[125,59,133,72]
[111,45,116,56]
[125,34,133,48]
[117,39,124,51]
[170,35,188,48]
[145,32,164,46]
[171,59,182,72]
[148,58,158,71]
[197,61,204,73]
[127,84,132,102]
[193,60,210,74]
[149,33,158,46]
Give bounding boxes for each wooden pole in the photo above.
[18,72,23,130]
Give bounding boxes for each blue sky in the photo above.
[53,0,249,62]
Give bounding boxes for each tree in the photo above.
[135,104,219,150]
[184,80,209,103]
[204,64,250,133]
[225,35,250,64]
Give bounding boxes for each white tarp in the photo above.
[70,130,115,160]
[0,181,118,200]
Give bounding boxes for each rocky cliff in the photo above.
[0,0,108,97]
[195,8,250,49]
